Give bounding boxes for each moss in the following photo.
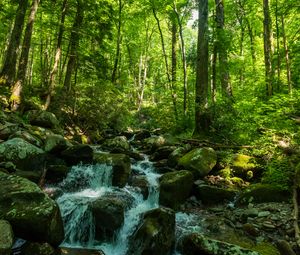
[252,242,280,255]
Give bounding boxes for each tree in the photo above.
[10,0,40,111]
[194,0,209,135]
[0,0,28,86]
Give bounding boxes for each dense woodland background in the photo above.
[0,0,299,157]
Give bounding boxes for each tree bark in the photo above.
[275,0,281,91]
[0,0,28,86]
[194,0,209,135]
[215,0,233,99]
[63,0,84,92]
[281,16,292,94]
[44,0,68,110]
[10,0,40,111]
[263,0,273,96]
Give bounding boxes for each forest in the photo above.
[0,0,300,254]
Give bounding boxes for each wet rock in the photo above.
[159,170,194,210]
[0,220,14,255]
[90,197,125,241]
[130,175,149,199]
[0,138,46,171]
[61,145,93,165]
[178,147,217,178]
[127,207,175,255]
[93,153,131,187]
[193,182,237,205]
[44,134,70,154]
[45,165,70,183]
[167,145,192,168]
[59,247,105,255]
[0,172,64,246]
[102,136,130,152]
[238,184,290,204]
[178,233,260,255]
[22,242,55,255]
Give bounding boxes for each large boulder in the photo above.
[159,170,194,210]
[9,130,43,147]
[193,181,237,205]
[90,197,125,241]
[167,145,192,168]
[60,145,93,165]
[44,134,70,154]
[0,220,14,255]
[178,147,217,178]
[130,175,149,199]
[127,207,175,255]
[0,138,45,171]
[178,233,260,255]
[237,184,290,204]
[0,172,64,246]
[27,111,60,130]
[93,153,131,187]
[150,146,177,161]
[101,136,130,152]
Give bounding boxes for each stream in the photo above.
[54,153,201,255]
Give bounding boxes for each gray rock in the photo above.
[44,134,70,154]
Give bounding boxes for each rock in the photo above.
[130,175,149,199]
[0,162,17,173]
[90,197,125,241]
[27,110,60,130]
[9,130,43,147]
[0,220,14,255]
[134,130,151,141]
[238,184,290,204]
[178,233,260,255]
[58,247,105,255]
[45,165,70,183]
[0,138,45,171]
[93,153,131,187]
[167,145,191,168]
[61,145,93,165]
[231,154,258,179]
[243,223,259,237]
[22,242,55,255]
[193,183,237,205]
[0,122,19,140]
[44,134,70,154]
[276,240,296,255]
[101,136,130,152]
[159,170,194,210]
[150,146,177,161]
[14,170,41,183]
[257,211,271,217]
[0,172,64,246]
[127,207,175,255]
[143,134,178,151]
[178,147,217,178]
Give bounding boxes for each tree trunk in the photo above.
[0,0,28,86]
[44,0,68,110]
[171,21,177,108]
[194,0,209,135]
[246,18,256,72]
[215,0,233,99]
[211,43,217,104]
[281,16,292,94]
[111,0,123,84]
[10,0,40,111]
[263,0,273,96]
[152,7,178,122]
[275,0,281,91]
[174,4,188,118]
[63,0,84,92]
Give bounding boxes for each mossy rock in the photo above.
[159,170,194,210]
[101,136,130,152]
[22,242,55,255]
[93,152,131,187]
[167,145,192,168]
[238,183,290,204]
[0,172,64,246]
[178,147,217,178]
[27,110,60,130]
[0,220,13,255]
[231,154,258,179]
[44,134,70,154]
[60,144,93,166]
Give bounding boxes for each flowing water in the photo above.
[55,155,202,255]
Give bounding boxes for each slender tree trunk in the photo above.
[215,0,233,99]
[63,0,84,92]
[194,0,209,135]
[111,0,123,84]
[281,15,292,94]
[44,0,68,110]
[171,21,177,107]
[211,43,217,103]
[174,5,188,118]
[0,0,28,86]
[10,0,40,111]
[263,0,273,96]
[246,19,256,72]
[275,0,281,91]
[152,7,178,122]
